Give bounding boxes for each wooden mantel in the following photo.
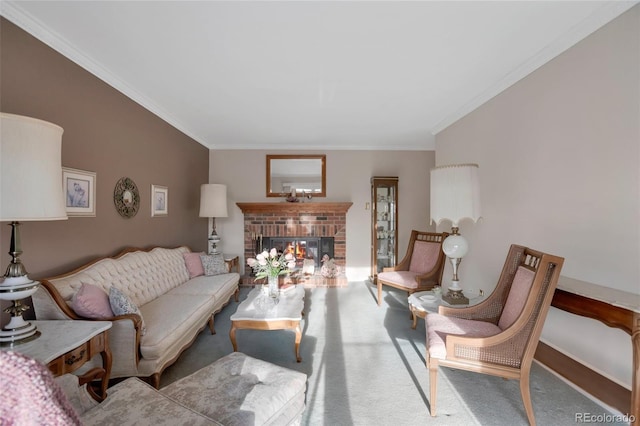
[236,202,353,214]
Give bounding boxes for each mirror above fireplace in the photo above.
[266,154,326,198]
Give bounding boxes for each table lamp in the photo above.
[430,163,481,304]
[0,113,67,345]
[199,184,228,254]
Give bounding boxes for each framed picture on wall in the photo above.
[151,185,168,217]
[62,167,96,217]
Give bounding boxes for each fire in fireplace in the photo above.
[262,237,334,268]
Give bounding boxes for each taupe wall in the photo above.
[0,19,209,280]
[435,6,639,389]
[209,150,436,280]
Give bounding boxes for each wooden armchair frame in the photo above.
[377,230,448,306]
[426,244,564,425]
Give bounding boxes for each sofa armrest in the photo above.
[413,268,443,290]
[106,315,143,376]
[32,283,78,320]
[33,284,144,379]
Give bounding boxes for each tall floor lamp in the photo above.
[0,113,67,345]
[199,184,228,255]
[430,164,482,305]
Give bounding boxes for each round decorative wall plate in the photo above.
[113,177,140,218]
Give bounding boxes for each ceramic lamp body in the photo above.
[442,234,469,259]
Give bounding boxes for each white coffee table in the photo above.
[230,285,305,362]
[408,290,485,329]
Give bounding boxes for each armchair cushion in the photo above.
[498,266,535,330]
[409,240,441,274]
[377,271,421,290]
[426,314,502,359]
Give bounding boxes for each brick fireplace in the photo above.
[236,202,353,278]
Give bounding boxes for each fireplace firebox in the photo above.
[237,202,352,281]
[262,237,334,268]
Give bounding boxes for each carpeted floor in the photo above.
[161,281,627,425]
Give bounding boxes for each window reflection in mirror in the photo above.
[266,155,326,197]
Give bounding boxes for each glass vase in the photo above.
[268,275,279,299]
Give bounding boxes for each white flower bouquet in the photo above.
[247,248,296,279]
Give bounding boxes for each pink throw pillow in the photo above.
[71,283,114,319]
[183,252,205,278]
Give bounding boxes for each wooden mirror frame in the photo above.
[266,154,326,198]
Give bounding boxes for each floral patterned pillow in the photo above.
[200,254,229,276]
[109,287,146,335]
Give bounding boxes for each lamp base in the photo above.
[0,305,40,346]
[0,277,42,346]
[208,233,221,255]
[442,288,469,305]
[208,239,221,255]
[0,326,40,346]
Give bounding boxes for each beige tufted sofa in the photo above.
[32,246,240,387]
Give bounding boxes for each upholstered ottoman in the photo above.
[161,352,307,426]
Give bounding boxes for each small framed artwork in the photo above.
[151,185,168,217]
[62,167,96,217]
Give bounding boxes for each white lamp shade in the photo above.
[430,163,481,227]
[1,113,67,221]
[199,184,228,218]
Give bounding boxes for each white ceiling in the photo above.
[1,1,636,151]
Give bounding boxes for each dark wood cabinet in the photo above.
[370,177,398,282]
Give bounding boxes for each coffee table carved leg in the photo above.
[410,305,418,329]
[294,322,302,362]
[230,323,238,352]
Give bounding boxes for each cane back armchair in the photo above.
[376,230,448,306]
[425,244,564,425]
